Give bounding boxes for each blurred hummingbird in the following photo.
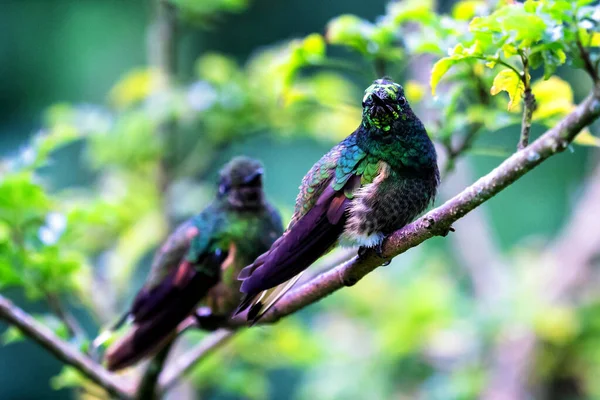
[101,156,283,371]
[235,78,439,322]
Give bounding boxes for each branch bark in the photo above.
[0,295,133,399]
[519,88,536,150]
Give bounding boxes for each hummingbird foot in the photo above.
[193,307,228,331]
[357,237,390,265]
[375,237,392,266]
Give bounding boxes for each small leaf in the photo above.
[109,68,164,109]
[532,76,574,120]
[534,306,579,345]
[326,14,372,55]
[574,128,600,147]
[405,80,426,103]
[301,33,326,63]
[1,326,24,345]
[50,366,87,390]
[490,68,524,111]
[430,58,457,95]
[452,0,485,21]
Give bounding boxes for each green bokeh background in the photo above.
[0,0,597,399]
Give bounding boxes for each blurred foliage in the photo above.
[1,0,600,399]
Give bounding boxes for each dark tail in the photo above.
[105,309,180,371]
[105,265,222,371]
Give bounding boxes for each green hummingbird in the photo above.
[102,156,283,371]
[235,78,439,322]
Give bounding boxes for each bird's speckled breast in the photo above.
[341,161,438,247]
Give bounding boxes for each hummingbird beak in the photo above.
[243,168,264,185]
[371,93,386,106]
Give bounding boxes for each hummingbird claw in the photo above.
[357,238,390,264]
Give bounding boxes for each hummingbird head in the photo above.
[357,78,437,172]
[361,77,409,132]
[218,156,265,210]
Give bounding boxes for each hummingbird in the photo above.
[102,156,283,371]
[235,78,439,322]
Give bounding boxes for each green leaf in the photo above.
[0,173,51,229]
[1,326,24,345]
[490,69,524,111]
[532,76,574,121]
[430,58,457,95]
[452,0,485,21]
[50,366,87,390]
[301,33,326,64]
[574,129,600,147]
[326,15,373,55]
[387,0,436,25]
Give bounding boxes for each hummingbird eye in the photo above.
[398,96,406,106]
[218,180,230,195]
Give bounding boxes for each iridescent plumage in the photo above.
[236,78,439,322]
[103,157,283,371]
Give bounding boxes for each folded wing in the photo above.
[236,175,361,321]
[105,249,225,371]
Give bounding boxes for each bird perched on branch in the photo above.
[100,156,283,371]
[235,78,439,323]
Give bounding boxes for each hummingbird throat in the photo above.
[362,104,402,132]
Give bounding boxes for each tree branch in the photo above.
[576,31,600,84]
[519,88,536,150]
[158,329,234,392]
[136,340,175,400]
[157,86,600,387]
[0,295,133,399]
[442,123,483,175]
[253,86,600,324]
[46,293,88,344]
[517,51,535,150]
[137,0,181,397]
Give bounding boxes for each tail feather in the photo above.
[241,273,304,324]
[92,311,132,350]
[105,308,180,371]
[105,261,222,370]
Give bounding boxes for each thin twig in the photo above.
[576,30,600,84]
[137,0,181,397]
[136,341,175,400]
[518,51,535,150]
[519,88,536,150]
[443,122,483,175]
[0,295,133,399]
[158,329,234,392]
[158,85,600,389]
[46,293,87,343]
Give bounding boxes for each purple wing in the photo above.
[105,251,225,371]
[236,175,361,314]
